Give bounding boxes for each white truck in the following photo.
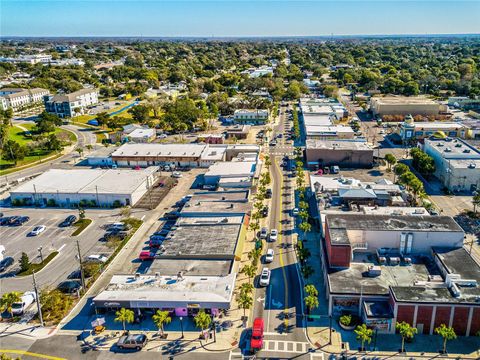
[12,291,36,315]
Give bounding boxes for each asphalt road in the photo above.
[250,105,309,358]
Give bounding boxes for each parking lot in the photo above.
[0,207,145,295]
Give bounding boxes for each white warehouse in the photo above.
[10,167,159,208]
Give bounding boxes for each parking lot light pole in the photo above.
[32,270,44,327]
[179,316,184,338]
[37,246,44,263]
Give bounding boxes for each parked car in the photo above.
[330,165,340,174]
[116,334,148,350]
[163,211,180,220]
[259,227,268,239]
[12,291,36,315]
[264,249,274,263]
[292,208,299,216]
[250,318,265,350]
[29,225,46,236]
[59,215,77,227]
[108,222,128,231]
[139,251,155,261]
[261,206,268,217]
[85,254,108,263]
[171,172,183,178]
[269,229,278,242]
[265,189,272,198]
[259,268,271,287]
[0,257,14,272]
[57,280,82,294]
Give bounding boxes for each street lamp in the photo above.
[37,246,44,263]
[179,316,184,339]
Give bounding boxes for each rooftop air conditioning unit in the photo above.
[389,257,400,265]
[468,163,476,169]
[437,143,444,147]
[449,283,461,298]
[445,147,452,152]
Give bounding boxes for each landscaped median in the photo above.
[17,251,59,277]
[72,218,92,236]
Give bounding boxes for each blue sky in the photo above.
[1,1,480,37]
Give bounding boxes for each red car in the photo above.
[139,251,154,261]
[250,318,264,350]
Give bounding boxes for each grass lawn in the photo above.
[72,218,92,236]
[0,124,75,172]
[74,101,136,125]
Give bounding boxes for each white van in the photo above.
[12,291,36,315]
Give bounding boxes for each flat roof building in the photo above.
[370,96,441,116]
[233,109,269,125]
[10,167,159,208]
[305,125,354,140]
[424,137,480,192]
[305,139,374,169]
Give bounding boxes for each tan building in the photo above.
[370,96,441,116]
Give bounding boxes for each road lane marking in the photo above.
[57,244,66,252]
[0,350,66,360]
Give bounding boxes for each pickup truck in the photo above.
[12,291,36,315]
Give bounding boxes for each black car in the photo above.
[12,216,29,226]
[0,217,12,225]
[0,257,14,272]
[103,231,128,241]
[57,280,82,294]
[59,215,77,227]
[261,206,269,217]
[265,189,272,198]
[163,211,180,220]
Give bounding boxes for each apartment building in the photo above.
[0,87,50,111]
[233,109,269,125]
[44,88,99,118]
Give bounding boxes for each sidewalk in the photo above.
[0,323,56,340]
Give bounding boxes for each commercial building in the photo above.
[197,133,224,144]
[233,109,269,125]
[241,66,274,78]
[44,88,99,118]
[10,167,159,207]
[93,273,236,316]
[305,125,354,140]
[399,115,467,141]
[0,87,49,111]
[125,128,156,143]
[423,137,480,193]
[0,54,52,65]
[370,96,441,116]
[305,139,374,169]
[448,96,480,110]
[321,214,480,336]
[204,160,257,188]
[225,125,251,140]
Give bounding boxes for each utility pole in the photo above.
[76,240,86,291]
[95,185,99,206]
[32,270,44,326]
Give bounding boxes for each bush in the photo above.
[47,199,57,207]
[340,314,352,326]
[112,200,122,208]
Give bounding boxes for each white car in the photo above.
[172,172,183,178]
[259,268,271,287]
[269,229,278,242]
[85,254,108,263]
[259,227,268,239]
[292,208,299,216]
[12,291,36,315]
[29,225,46,236]
[264,249,274,263]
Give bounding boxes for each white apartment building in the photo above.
[44,88,99,118]
[0,87,50,111]
[0,54,53,64]
[233,109,269,124]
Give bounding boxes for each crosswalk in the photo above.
[229,341,324,359]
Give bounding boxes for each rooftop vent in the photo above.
[463,149,471,153]
[444,147,452,152]
[437,143,444,147]
[135,273,141,280]
[455,143,462,148]
[469,163,477,169]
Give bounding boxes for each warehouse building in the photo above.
[10,167,159,207]
[370,96,442,116]
[305,139,374,169]
[399,115,467,141]
[423,137,480,193]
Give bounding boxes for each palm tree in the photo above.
[241,264,256,282]
[239,282,254,295]
[355,324,373,351]
[114,308,134,332]
[472,192,480,214]
[248,248,261,266]
[0,291,22,318]
[194,310,212,338]
[75,147,84,158]
[304,295,319,315]
[396,321,417,353]
[299,222,312,240]
[304,284,318,297]
[152,310,172,336]
[299,210,309,221]
[435,324,457,354]
[236,292,253,317]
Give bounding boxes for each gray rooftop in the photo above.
[306,139,372,151]
[181,200,250,216]
[159,219,242,260]
[189,190,249,203]
[147,259,232,276]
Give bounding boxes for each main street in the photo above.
[250,105,311,358]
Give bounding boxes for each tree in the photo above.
[472,192,480,214]
[299,221,312,240]
[410,178,424,203]
[248,248,261,266]
[152,310,172,336]
[241,264,256,282]
[194,310,212,337]
[384,153,397,171]
[299,210,309,221]
[0,291,22,318]
[19,252,30,272]
[355,324,373,351]
[304,284,318,297]
[114,308,134,332]
[95,112,110,128]
[78,207,85,220]
[304,295,319,314]
[45,134,63,152]
[128,105,150,123]
[435,324,456,354]
[396,321,417,353]
[2,140,27,165]
[75,147,84,158]
[239,282,254,295]
[394,163,410,180]
[236,291,253,317]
